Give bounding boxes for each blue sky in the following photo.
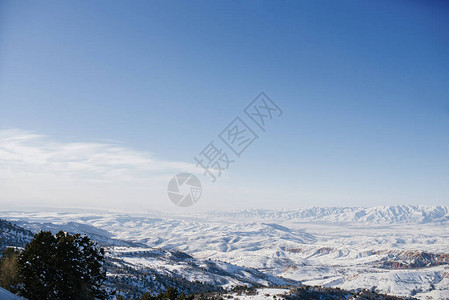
[0,1,448,211]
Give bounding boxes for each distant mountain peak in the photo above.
[210,205,449,224]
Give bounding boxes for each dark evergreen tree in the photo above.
[163,287,179,300]
[140,287,194,300]
[141,292,152,300]
[17,230,106,300]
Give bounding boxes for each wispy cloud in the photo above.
[0,129,197,210]
[0,129,196,182]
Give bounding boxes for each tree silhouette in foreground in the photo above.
[18,231,107,300]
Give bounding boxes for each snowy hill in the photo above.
[0,219,34,252]
[14,220,145,247]
[208,205,449,224]
[0,287,23,300]
[2,206,449,299]
[0,217,298,298]
[105,246,297,297]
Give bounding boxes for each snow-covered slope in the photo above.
[14,220,144,247]
[0,219,34,252]
[105,246,297,297]
[208,205,449,224]
[0,287,23,300]
[0,216,297,297]
[2,205,449,299]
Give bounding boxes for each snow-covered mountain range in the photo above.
[1,205,449,299]
[0,219,33,252]
[207,205,449,224]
